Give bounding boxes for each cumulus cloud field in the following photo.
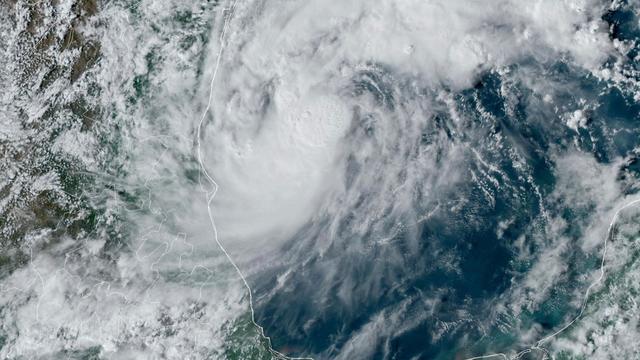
[1,0,640,359]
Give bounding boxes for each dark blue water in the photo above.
[252,3,640,359]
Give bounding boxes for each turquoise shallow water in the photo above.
[253,7,640,358]
[1,1,640,359]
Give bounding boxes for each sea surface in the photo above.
[1,1,640,359]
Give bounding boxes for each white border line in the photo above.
[194,1,313,359]
[194,2,640,359]
[465,198,640,360]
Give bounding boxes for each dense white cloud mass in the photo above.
[1,0,639,358]
[202,0,619,259]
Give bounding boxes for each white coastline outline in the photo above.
[192,2,640,359]
[194,1,313,359]
[465,198,640,360]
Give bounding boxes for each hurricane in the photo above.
[1,0,640,359]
